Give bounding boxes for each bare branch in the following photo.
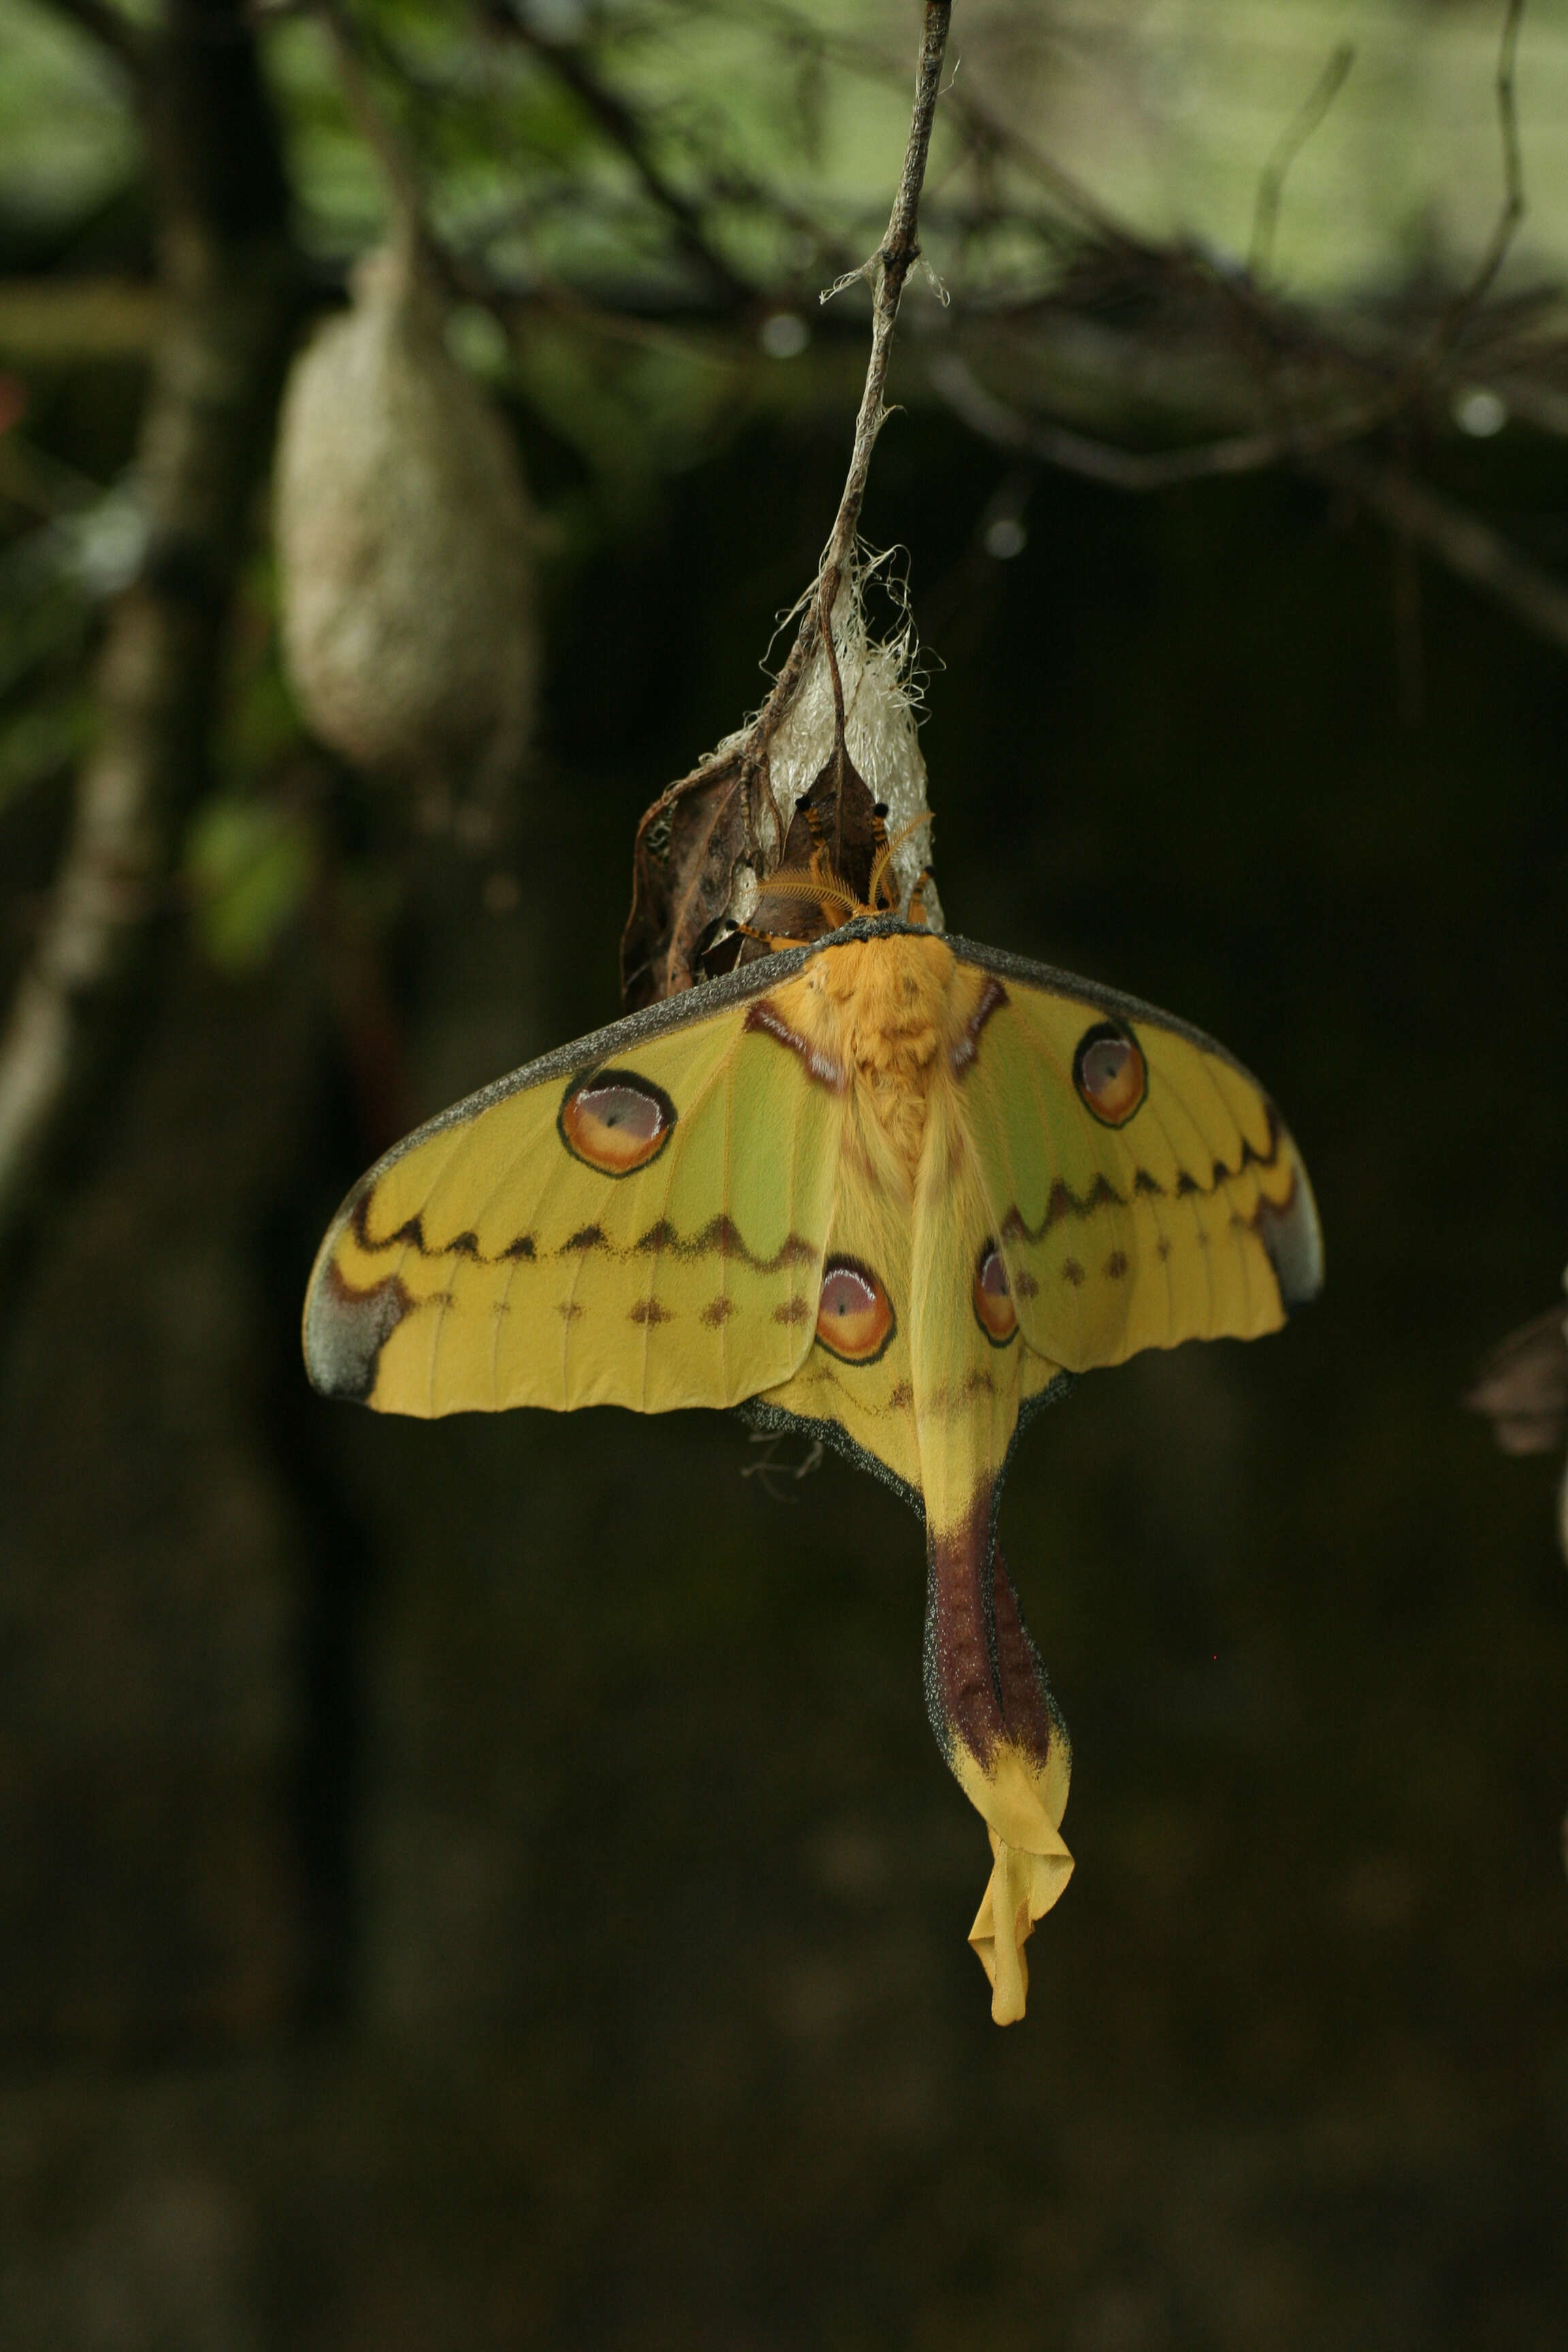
[823,4,949,570]
[926,350,1389,492]
[312,0,429,248]
[725,0,1134,257]
[299,2,512,316]
[619,0,954,1005]
[496,10,751,308]
[1458,0,1527,318]
[928,348,1568,657]
[1249,43,1354,286]
[1307,446,1568,655]
[0,0,299,1257]
[1422,0,1527,374]
[754,0,953,740]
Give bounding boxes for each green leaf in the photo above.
[185,794,320,974]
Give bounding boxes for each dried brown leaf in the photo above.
[619,742,782,1009]
[1464,1304,1568,1456]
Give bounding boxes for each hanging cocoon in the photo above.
[274,236,537,801]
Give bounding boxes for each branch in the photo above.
[0,0,299,1256]
[1307,446,1568,655]
[619,0,954,1006]
[1249,42,1354,286]
[298,1,536,327]
[926,350,1390,491]
[1418,0,1527,380]
[752,0,953,743]
[497,12,751,308]
[1453,0,1527,323]
[314,0,427,240]
[821,4,949,580]
[928,353,1568,659]
[735,0,1132,257]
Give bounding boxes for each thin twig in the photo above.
[1249,43,1354,286]
[926,350,1391,491]
[1459,0,1527,316]
[314,0,757,348]
[314,0,428,247]
[1307,445,1568,654]
[0,0,299,1260]
[928,350,1568,657]
[1422,0,1527,372]
[819,1,951,595]
[726,0,1132,257]
[306,1,503,311]
[619,0,954,1004]
[498,12,750,307]
[749,0,953,751]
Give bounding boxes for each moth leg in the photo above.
[802,801,833,854]
[906,866,935,927]
[730,917,813,954]
[924,1498,1073,2025]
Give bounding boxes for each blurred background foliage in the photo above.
[1,1,1568,2347]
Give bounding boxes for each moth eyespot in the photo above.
[1074,1020,1147,1126]
[973,1241,1018,1346]
[815,1256,896,1365]
[558,1069,675,1175]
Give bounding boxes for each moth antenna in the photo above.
[731,917,808,953]
[885,806,934,861]
[761,862,859,915]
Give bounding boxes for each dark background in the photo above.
[3,4,1568,2345]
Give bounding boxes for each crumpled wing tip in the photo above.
[301,1195,411,1406]
[967,1829,1075,2027]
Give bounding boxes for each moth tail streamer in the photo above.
[968,1829,1073,2028]
[924,1509,1074,2025]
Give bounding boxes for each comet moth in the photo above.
[304,864,1321,2023]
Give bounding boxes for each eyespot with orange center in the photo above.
[1073,1020,1147,1127]
[558,1069,676,1175]
[973,1241,1018,1346]
[815,1257,896,1365]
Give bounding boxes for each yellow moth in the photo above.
[304,915,1321,2023]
